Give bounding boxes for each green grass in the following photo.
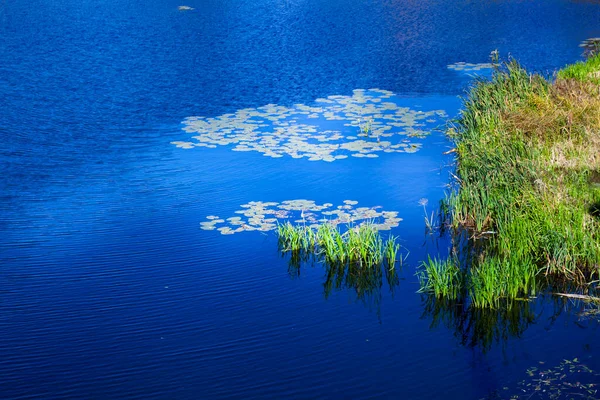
[417,256,464,300]
[419,55,600,308]
[558,53,600,84]
[277,221,402,270]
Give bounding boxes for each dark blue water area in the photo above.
[2,0,600,398]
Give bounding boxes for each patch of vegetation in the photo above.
[279,222,403,315]
[558,53,600,84]
[418,256,464,300]
[277,221,402,270]
[421,54,600,308]
[484,358,600,399]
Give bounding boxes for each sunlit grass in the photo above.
[417,256,464,300]
[558,52,600,84]
[277,221,402,270]
[420,55,600,308]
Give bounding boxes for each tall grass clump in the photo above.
[431,55,600,308]
[277,221,402,270]
[417,256,465,300]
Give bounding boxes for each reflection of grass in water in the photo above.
[483,358,600,399]
[422,283,600,352]
[421,295,537,351]
[278,222,403,311]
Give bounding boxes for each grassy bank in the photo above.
[419,53,600,308]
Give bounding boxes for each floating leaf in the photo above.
[199,199,402,235]
[176,89,447,161]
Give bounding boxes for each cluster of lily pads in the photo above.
[173,89,447,162]
[580,38,600,57]
[199,199,402,235]
[580,37,600,49]
[447,62,497,73]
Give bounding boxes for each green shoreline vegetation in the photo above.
[419,52,600,308]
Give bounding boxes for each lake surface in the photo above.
[2,0,600,398]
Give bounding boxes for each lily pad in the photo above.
[199,199,403,235]
[175,89,447,161]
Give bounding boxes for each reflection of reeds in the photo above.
[420,295,536,351]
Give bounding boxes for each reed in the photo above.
[420,54,600,308]
[277,221,402,270]
[417,256,464,300]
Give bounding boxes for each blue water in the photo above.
[2,0,600,398]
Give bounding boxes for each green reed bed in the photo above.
[277,221,401,270]
[418,256,465,300]
[420,54,600,308]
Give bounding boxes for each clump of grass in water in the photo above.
[417,256,465,300]
[277,221,402,270]
[423,54,600,308]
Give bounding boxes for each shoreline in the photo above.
[419,52,600,308]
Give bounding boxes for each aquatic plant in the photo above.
[277,221,402,270]
[417,256,464,300]
[358,117,373,137]
[483,358,600,399]
[278,220,404,317]
[200,199,402,235]
[447,62,497,73]
[173,89,446,161]
[384,235,401,268]
[427,55,600,308]
[579,37,600,58]
[418,198,436,233]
